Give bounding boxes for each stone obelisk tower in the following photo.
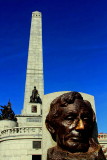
[22,11,44,115]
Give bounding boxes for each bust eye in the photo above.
[83,117,90,121]
[65,116,75,121]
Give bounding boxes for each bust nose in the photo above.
[75,119,84,130]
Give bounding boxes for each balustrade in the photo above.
[1,127,42,138]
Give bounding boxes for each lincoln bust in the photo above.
[45,92,106,160]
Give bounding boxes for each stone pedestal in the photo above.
[22,103,42,116]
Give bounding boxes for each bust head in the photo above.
[45,92,95,153]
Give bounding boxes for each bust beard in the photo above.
[47,138,106,160]
[58,140,90,153]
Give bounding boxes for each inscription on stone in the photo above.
[27,117,41,122]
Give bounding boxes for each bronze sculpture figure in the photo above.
[45,92,106,160]
[30,86,42,104]
[0,101,17,121]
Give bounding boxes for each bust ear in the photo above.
[45,121,55,134]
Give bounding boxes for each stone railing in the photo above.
[98,134,107,140]
[1,126,42,138]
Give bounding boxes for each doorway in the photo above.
[32,155,41,160]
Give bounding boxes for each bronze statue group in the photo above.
[0,101,17,121]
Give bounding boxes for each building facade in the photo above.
[98,133,107,159]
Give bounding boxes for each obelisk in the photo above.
[22,11,44,115]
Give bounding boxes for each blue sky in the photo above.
[0,0,107,133]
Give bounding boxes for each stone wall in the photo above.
[0,139,41,160]
[0,126,42,160]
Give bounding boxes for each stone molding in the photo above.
[16,114,42,117]
[1,126,42,140]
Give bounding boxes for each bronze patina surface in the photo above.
[0,101,17,121]
[30,86,42,104]
[45,92,106,160]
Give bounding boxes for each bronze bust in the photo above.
[45,92,106,160]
